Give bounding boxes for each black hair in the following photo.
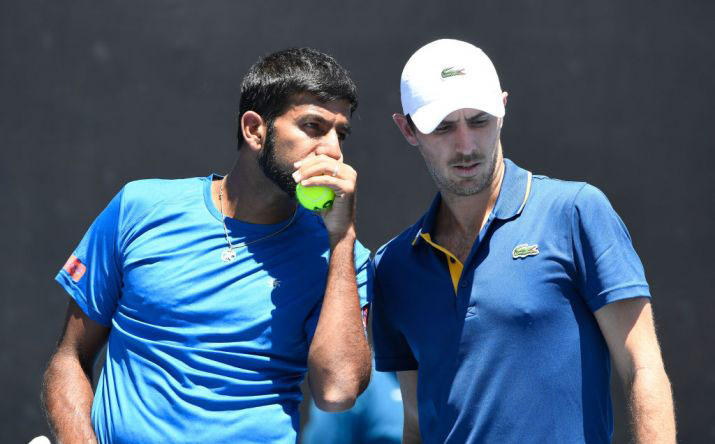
[236,47,358,149]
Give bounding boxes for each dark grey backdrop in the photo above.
[2,1,713,442]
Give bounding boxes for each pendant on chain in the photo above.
[221,248,237,263]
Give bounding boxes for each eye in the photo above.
[337,131,348,141]
[302,122,322,135]
[434,124,452,134]
[469,117,489,127]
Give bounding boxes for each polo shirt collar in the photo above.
[493,158,533,220]
[412,158,532,246]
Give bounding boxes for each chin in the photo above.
[452,178,491,196]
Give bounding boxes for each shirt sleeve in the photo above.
[55,189,124,326]
[571,183,651,312]
[371,256,418,372]
[355,242,374,309]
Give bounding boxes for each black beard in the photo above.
[257,122,297,198]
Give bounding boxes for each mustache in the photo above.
[448,155,483,167]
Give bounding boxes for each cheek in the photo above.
[417,144,447,169]
[274,134,312,162]
[486,126,500,144]
[474,130,497,151]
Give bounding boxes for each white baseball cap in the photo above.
[400,39,505,134]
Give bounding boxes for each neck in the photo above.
[214,150,296,224]
[437,156,505,240]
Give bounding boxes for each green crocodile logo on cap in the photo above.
[512,243,539,259]
[441,67,466,78]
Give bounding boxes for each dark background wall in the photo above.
[2,1,713,442]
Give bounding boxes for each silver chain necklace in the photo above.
[218,175,298,263]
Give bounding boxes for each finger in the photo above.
[294,159,354,183]
[293,153,336,170]
[299,176,355,196]
[293,161,338,183]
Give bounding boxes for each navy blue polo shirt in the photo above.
[372,159,650,443]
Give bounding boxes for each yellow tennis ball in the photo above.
[295,184,335,211]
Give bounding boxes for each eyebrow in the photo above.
[297,113,329,124]
[467,112,489,121]
[298,113,351,134]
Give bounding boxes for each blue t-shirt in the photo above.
[372,159,650,443]
[55,175,372,444]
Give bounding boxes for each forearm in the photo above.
[308,229,371,411]
[402,424,422,444]
[398,371,421,444]
[627,366,676,443]
[43,351,98,444]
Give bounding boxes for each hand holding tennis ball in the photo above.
[292,154,346,212]
[292,154,356,243]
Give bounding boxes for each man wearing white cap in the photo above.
[371,39,676,443]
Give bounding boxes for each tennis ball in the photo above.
[295,184,335,211]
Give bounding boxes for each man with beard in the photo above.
[43,48,371,444]
[371,39,676,443]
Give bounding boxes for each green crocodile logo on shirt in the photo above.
[441,67,466,78]
[512,243,539,259]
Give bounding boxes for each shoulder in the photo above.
[121,176,205,206]
[374,216,424,272]
[118,176,206,224]
[571,182,613,210]
[530,174,589,205]
[121,177,204,205]
[528,174,615,215]
[528,174,624,239]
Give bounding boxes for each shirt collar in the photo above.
[412,158,533,246]
[493,158,533,220]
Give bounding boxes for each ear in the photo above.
[498,91,509,129]
[240,111,267,152]
[392,113,420,147]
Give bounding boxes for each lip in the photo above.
[451,162,480,176]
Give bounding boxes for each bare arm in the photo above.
[397,370,421,444]
[42,299,110,444]
[594,297,676,443]
[298,155,371,412]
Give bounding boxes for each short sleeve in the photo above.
[55,189,124,326]
[371,256,418,372]
[571,184,651,312]
[355,242,373,309]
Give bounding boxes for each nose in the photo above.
[453,122,476,155]
[314,129,343,160]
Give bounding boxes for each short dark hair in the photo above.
[236,47,358,149]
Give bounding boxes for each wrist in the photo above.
[329,226,356,249]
